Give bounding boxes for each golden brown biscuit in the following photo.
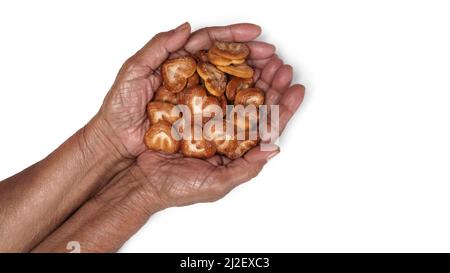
[234,87,265,106]
[226,77,253,102]
[162,56,197,93]
[194,50,209,63]
[210,41,250,60]
[197,62,227,96]
[182,86,224,124]
[204,120,238,156]
[154,85,180,105]
[207,50,245,66]
[225,139,258,159]
[146,101,181,124]
[217,63,254,79]
[218,94,228,114]
[180,125,217,158]
[186,72,200,88]
[144,120,180,154]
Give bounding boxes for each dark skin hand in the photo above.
[0,22,305,252]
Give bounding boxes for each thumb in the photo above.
[133,22,191,70]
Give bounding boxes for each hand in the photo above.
[32,23,305,252]
[94,22,304,208]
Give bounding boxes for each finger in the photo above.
[254,56,283,91]
[169,49,190,58]
[272,65,293,92]
[264,88,281,108]
[248,56,275,69]
[211,144,280,192]
[259,84,305,145]
[264,64,294,106]
[277,84,306,134]
[252,68,262,83]
[132,22,191,71]
[184,23,262,53]
[246,41,276,59]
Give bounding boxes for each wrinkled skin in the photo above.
[95,23,305,209]
[28,23,305,252]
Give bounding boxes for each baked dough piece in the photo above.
[162,56,197,93]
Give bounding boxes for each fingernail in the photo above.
[266,149,280,160]
[260,143,280,160]
[175,22,189,32]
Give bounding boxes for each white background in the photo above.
[1,0,450,252]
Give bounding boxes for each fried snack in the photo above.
[231,105,259,131]
[162,56,197,93]
[217,63,254,79]
[204,120,238,156]
[203,96,224,123]
[210,41,250,60]
[234,87,265,106]
[181,85,208,116]
[145,41,265,159]
[225,139,258,159]
[226,76,253,102]
[197,62,227,96]
[154,85,180,105]
[144,120,180,154]
[182,86,224,123]
[207,50,245,66]
[146,101,181,124]
[186,73,200,88]
[194,50,209,63]
[218,94,228,114]
[180,125,216,158]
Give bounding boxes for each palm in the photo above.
[136,151,224,207]
[98,23,304,206]
[99,60,161,157]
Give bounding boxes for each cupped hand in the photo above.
[94,22,305,209]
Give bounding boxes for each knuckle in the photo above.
[122,56,139,72]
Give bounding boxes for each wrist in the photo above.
[33,165,164,253]
[80,114,135,168]
[94,164,166,215]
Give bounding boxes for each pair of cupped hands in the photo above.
[31,22,304,252]
[98,22,304,208]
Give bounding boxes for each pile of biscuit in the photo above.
[144,41,265,159]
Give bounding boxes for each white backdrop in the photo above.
[1,0,450,252]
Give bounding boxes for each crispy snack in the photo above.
[182,86,208,116]
[217,63,254,78]
[194,50,209,63]
[154,85,180,105]
[146,101,181,124]
[234,87,265,106]
[210,41,250,60]
[231,105,259,131]
[226,76,253,102]
[182,86,223,123]
[144,120,180,154]
[145,41,265,159]
[202,96,224,123]
[218,94,228,114]
[197,62,227,96]
[186,72,200,88]
[204,120,238,156]
[180,125,217,158]
[225,139,258,159]
[207,50,245,66]
[162,56,197,93]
